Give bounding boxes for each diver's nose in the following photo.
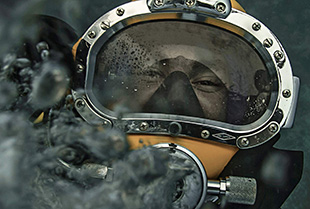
[143,71,205,117]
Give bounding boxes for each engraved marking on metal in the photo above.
[213,133,236,141]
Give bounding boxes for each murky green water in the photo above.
[238,1,310,208]
[0,0,308,208]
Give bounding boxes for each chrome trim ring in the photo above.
[72,0,297,149]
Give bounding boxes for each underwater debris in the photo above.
[31,60,69,109]
[0,1,187,208]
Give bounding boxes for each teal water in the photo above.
[238,0,309,208]
[2,0,307,208]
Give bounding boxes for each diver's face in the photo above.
[97,55,228,121]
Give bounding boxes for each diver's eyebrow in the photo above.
[188,61,216,78]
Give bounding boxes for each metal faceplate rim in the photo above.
[73,0,295,149]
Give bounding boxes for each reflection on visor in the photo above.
[93,21,274,125]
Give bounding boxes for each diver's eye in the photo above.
[191,77,224,93]
[144,68,165,79]
[194,80,219,86]
[131,68,165,83]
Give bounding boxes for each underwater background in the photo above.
[0,0,308,208]
[238,0,310,208]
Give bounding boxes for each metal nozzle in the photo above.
[207,176,257,205]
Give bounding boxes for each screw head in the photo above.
[41,50,50,60]
[201,130,210,139]
[268,123,279,133]
[100,21,110,30]
[75,99,85,109]
[87,31,96,39]
[282,89,291,98]
[154,0,164,7]
[36,41,49,53]
[185,0,195,7]
[116,8,125,16]
[252,22,261,31]
[239,138,250,147]
[140,122,149,131]
[76,64,84,73]
[274,50,284,61]
[263,38,273,48]
[216,3,226,13]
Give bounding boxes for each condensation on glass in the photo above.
[93,21,274,125]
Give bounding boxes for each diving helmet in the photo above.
[70,0,300,208]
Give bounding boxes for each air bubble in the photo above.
[0,4,206,208]
[31,61,69,108]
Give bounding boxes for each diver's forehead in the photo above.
[155,56,218,77]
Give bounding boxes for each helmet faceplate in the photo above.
[72,0,299,149]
